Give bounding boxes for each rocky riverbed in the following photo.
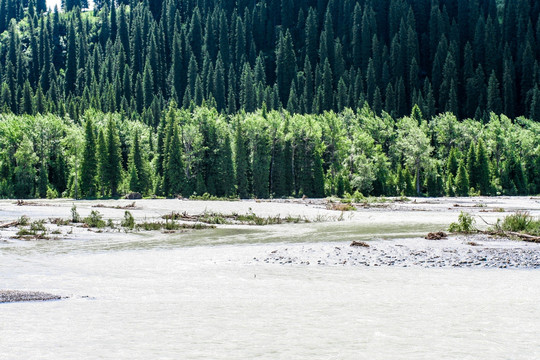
[0,290,62,303]
[254,235,540,269]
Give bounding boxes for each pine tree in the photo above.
[475,139,491,195]
[487,70,502,114]
[312,146,325,197]
[455,159,470,196]
[65,22,77,96]
[216,132,235,197]
[234,121,248,198]
[213,53,226,112]
[321,59,333,111]
[466,142,477,190]
[105,118,122,197]
[128,130,148,194]
[80,118,98,197]
[142,59,154,109]
[276,30,296,104]
[21,81,34,115]
[165,122,185,196]
[252,132,270,199]
[447,147,459,176]
[97,129,107,197]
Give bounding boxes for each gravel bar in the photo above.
[254,235,540,269]
[0,290,62,303]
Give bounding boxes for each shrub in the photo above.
[46,186,59,199]
[71,204,80,223]
[499,211,532,232]
[448,212,476,233]
[494,211,540,236]
[84,210,105,228]
[121,211,135,229]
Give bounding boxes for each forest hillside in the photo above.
[0,0,539,199]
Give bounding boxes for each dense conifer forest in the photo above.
[0,0,539,199]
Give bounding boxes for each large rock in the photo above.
[124,192,142,200]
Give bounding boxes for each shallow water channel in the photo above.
[2,200,540,359]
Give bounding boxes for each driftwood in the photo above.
[425,232,448,240]
[504,231,540,243]
[481,230,540,243]
[0,221,18,228]
[350,241,370,247]
[162,211,198,221]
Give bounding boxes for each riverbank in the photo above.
[254,234,540,269]
[1,196,540,269]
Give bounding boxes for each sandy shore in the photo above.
[0,290,62,303]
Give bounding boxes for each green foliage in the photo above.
[497,211,533,232]
[84,210,105,228]
[70,204,80,223]
[455,160,470,196]
[105,118,122,196]
[0,107,539,201]
[121,211,135,230]
[449,212,476,234]
[80,119,98,198]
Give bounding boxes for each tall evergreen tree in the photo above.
[65,22,77,96]
[475,139,490,195]
[455,159,470,196]
[80,119,98,197]
[234,121,249,198]
[164,122,185,196]
[105,118,122,196]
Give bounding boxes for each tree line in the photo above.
[1,105,539,199]
[0,0,539,122]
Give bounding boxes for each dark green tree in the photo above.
[105,118,122,197]
[455,159,470,196]
[80,119,98,197]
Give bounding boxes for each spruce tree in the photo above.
[447,147,459,176]
[216,131,235,197]
[275,30,296,104]
[475,139,491,195]
[165,122,185,196]
[466,142,477,190]
[128,130,148,194]
[65,22,77,96]
[455,160,470,196]
[80,119,98,198]
[105,118,122,197]
[312,146,325,198]
[252,132,270,199]
[234,121,249,198]
[97,129,107,197]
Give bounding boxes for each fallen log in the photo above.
[504,231,540,243]
[350,241,370,247]
[0,221,18,228]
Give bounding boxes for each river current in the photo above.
[2,224,540,359]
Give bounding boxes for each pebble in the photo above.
[256,236,540,269]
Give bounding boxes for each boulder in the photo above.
[124,192,142,200]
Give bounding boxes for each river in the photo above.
[2,219,540,359]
